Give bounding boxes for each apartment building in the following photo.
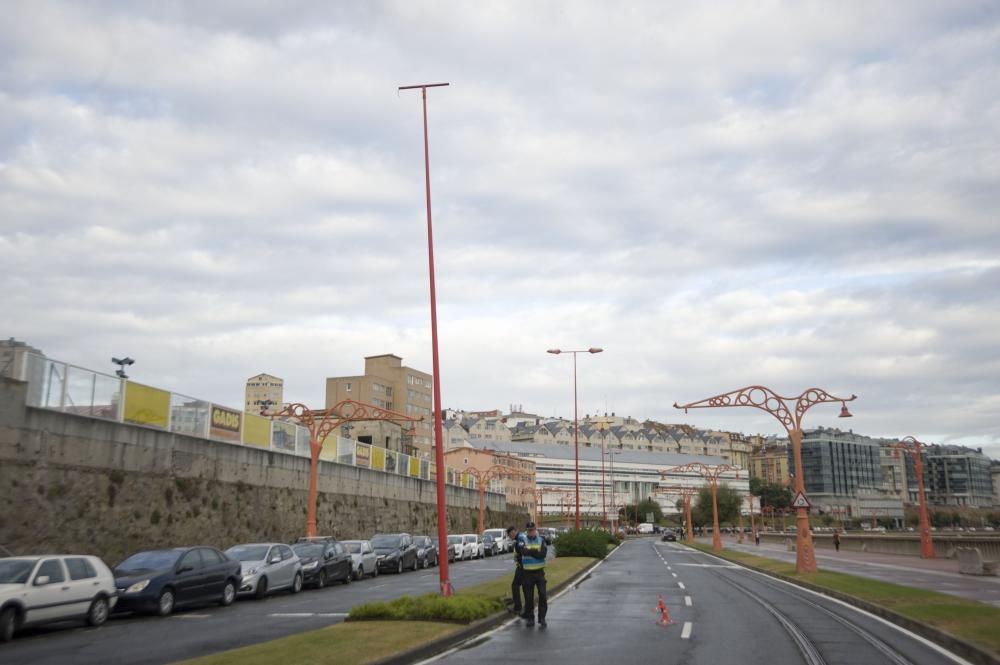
[444,445,536,512]
[751,443,791,486]
[325,354,433,456]
[244,373,283,414]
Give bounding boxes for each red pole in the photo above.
[402,82,452,596]
[573,352,580,529]
[711,479,721,551]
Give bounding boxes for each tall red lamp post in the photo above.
[546,347,603,529]
[675,386,856,574]
[399,81,452,595]
[891,436,935,559]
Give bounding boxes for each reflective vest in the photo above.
[520,535,546,571]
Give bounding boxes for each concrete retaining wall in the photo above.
[0,378,529,564]
[758,531,1000,560]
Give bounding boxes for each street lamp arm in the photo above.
[674,385,796,432]
[793,389,857,424]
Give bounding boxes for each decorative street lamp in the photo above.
[546,347,603,529]
[592,416,615,529]
[652,485,699,543]
[891,436,935,559]
[463,459,521,534]
[674,386,856,574]
[399,81,452,596]
[266,401,420,539]
[662,463,738,551]
[604,448,623,532]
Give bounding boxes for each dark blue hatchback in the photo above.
[113,547,241,616]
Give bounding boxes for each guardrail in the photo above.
[19,353,482,490]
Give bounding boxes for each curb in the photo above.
[693,547,999,665]
[366,550,613,665]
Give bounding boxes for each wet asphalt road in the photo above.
[2,552,519,665]
[430,539,971,665]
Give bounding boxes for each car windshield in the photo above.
[371,535,401,548]
[116,550,182,572]
[345,543,362,554]
[448,536,462,544]
[0,559,37,584]
[483,535,494,542]
[225,545,271,562]
[292,543,324,558]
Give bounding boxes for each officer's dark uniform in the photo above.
[508,528,524,614]
[517,523,548,626]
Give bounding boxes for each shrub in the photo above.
[554,529,615,559]
[349,593,502,623]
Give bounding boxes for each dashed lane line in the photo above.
[681,621,693,639]
[685,596,692,606]
[678,582,686,590]
[672,572,677,578]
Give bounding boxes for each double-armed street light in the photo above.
[674,386,856,574]
[546,347,603,529]
[662,462,739,551]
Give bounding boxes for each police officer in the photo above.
[517,521,548,627]
[506,525,524,615]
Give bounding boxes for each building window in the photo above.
[345,383,352,392]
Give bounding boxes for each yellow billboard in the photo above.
[123,382,170,429]
[371,446,386,472]
[209,405,242,443]
[409,456,421,478]
[319,434,338,461]
[242,413,271,448]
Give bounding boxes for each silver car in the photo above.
[225,543,302,599]
[341,540,378,580]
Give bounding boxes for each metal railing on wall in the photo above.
[19,353,483,491]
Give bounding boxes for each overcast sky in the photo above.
[2,2,998,458]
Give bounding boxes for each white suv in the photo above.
[1,555,118,642]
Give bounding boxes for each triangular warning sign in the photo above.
[791,492,811,509]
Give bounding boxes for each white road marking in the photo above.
[685,596,692,606]
[269,613,316,617]
[672,572,677,578]
[681,621,693,639]
[317,613,349,617]
[675,563,739,568]
[678,582,686,590]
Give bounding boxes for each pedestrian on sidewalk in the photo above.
[833,529,841,552]
[754,529,760,546]
[506,525,524,616]
[518,521,548,628]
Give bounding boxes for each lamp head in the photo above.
[588,347,603,354]
[546,349,562,355]
[838,402,853,418]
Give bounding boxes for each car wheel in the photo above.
[291,573,303,594]
[86,596,109,627]
[317,569,327,589]
[412,557,419,572]
[255,576,269,600]
[372,565,379,578]
[0,607,17,642]
[397,560,403,575]
[156,588,175,617]
[220,580,236,607]
[356,566,363,581]
[342,569,351,585]
[433,555,439,567]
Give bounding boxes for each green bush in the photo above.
[554,529,615,559]
[348,593,502,623]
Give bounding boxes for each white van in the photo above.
[638,523,655,534]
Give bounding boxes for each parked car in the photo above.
[291,540,352,588]
[537,528,555,545]
[482,534,499,557]
[482,528,511,553]
[412,536,439,568]
[225,543,302,599]
[0,555,118,642]
[113,547,240,617]
[460,534,480,559]
[341,540,378,580]
[446,535,465,561]
[372,534,419,574]
[440,537,457,563]
[661,532,677,542]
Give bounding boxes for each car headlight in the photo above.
[303,561,319,570]
[245,567,259,577]
[125,580,150,593]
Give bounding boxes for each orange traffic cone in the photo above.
[656,594,672,626]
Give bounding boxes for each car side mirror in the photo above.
[269,556,282,564]
[34,575,50,586]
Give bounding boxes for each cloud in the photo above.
[2,1,998,459]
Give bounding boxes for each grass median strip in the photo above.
[687,543,1000,655]
[180,556,597,665]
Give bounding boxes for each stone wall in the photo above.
[0,378,529,564]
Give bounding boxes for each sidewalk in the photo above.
[694,536,1000,607]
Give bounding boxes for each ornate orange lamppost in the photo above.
[463,460,520,534]
[662,463,739,551]
[268,401,421,539]
[891,436,934,558]
[675,386,856,574]
[747,494,758,545]
[653,485,699,542]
